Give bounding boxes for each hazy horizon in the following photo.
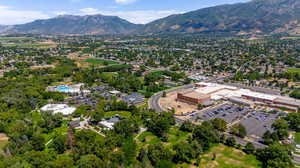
[0,0,250,25]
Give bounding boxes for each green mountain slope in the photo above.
[143,0,300,34]
[6,15,141,35]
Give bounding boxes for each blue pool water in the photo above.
[55,85,72,92]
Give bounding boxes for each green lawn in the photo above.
[84,59,118,65]
[195,144,261,168]
[151,70,166,75]
[137,127,190,147]
[2,43,55,48]
[167,127,190,146]
[136,127,261,168]
[137,131,162,145]
[0,140,8,155]
[287,68,300,74]
[0,36,33,42]
[104,111,132,118]
[295,132,300,144]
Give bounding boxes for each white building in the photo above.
[41,104,76,115]
[195,82,300,111]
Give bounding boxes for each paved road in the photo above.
[225,133,266,149]
[292,152,300,165]
[148,84,194,112]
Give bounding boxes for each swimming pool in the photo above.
[55,85,72,92]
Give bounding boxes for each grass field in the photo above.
[196,144,261,168]
[287,68,300,74]
[136,127,261,168]
[0,36,33,42]
[84,59,118,65]
[0,140,8,155]
[99,72,118,80]
[137,131,162,145]
[137,127,190,147]
[104,111,132,118]
[2,43,56,48]
[295,132,300,144]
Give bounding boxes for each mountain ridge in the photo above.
[1,14,142,35]
[142,0,300,34]
[2,0,300,35]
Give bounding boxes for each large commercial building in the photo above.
[177,89,211,105]
[178,82,300,111]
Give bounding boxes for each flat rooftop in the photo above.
[179,89,210,99]
[274,97,300,106]
[41,104,76,115]
[241,90,277,101]
[196,82,278,101]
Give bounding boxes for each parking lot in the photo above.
[195,104,253,123]
[240,111,279,138]
[191,103,282,138]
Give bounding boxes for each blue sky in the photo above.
[0,0,250,25]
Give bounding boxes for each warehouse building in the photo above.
[179,82,300,112]
[177,89,211,105]
[227,97,255,107]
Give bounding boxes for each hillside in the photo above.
[143,0,300,34]
[4,15,141,35]
[2,0,300,35]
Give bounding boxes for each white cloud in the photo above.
[115,0,137,4]
[80,8,99,15]
[0,6,49,25]
[53,11,68,16]
[79,8,181,24]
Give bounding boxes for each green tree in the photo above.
[225,137,236,147]
[31,134,45,151]
[230,124,247,138]
[51,135,67,154]
[284,113,300,132]
[256,144,294,168]
[173,142,196,163]
[47,155,74,168]
[113,119,139,137]
[77,155,103,168]
[147,143,172,166]
[193,122,220,151]
[180,120,194,132]
[146,112,175,138]
[211,118,227,132]
[122,138,137,166]
[243,142,255,154]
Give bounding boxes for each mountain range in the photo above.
[0,15,141,35]
[1,0,300,35]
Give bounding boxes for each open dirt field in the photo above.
[0,133,8,141]
[0,133,9,155]
[159,91,197,115]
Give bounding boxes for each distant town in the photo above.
[0,33,300,168]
